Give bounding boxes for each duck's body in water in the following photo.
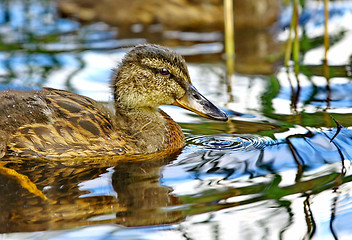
[0,44,227,158]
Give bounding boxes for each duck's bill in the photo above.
[173,83,228,121]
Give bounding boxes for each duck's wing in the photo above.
[1,88,138,158]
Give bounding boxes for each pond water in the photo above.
[1,0,352,239]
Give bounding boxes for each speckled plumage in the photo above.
[0,88,139,157]
[0,44,227,158]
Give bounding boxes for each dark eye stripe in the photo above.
[140,64,172,77]
[159,68,170,76]
[140,64,187,89]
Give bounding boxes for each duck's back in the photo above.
[0,88,138,158]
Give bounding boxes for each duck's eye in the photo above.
[159,68,170,76]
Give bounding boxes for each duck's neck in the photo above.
[114,106,184,154]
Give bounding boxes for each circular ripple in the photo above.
[187,135,275,151]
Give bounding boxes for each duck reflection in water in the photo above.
[0,152,182,233]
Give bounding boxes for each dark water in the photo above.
[1,0,352,239]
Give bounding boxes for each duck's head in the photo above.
[113,44,228,121]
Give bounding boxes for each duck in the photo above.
[0,44,227,158]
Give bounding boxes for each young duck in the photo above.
[0,44,227,158]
